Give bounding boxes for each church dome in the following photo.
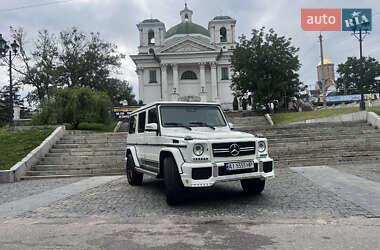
[317,59,333,66]
[165,21,210,38]
[213,16,232,20]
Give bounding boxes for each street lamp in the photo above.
[0,34,19,127]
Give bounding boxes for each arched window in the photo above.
[181,71,197,80]
[148,30,155,45]
[220,27,227,42]
[185,14,189,21]
[148,48,155,54]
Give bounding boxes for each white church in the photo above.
[130,4,236,109]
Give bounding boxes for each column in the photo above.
[139,29,143,46]
[199,63,207,102]
[171,64,179,101]
[137,67,144,103]
[211,62,219,102]
[161,64,168,100]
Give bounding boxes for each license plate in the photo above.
[225,161,255,171]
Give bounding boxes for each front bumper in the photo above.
[179,157,274,188]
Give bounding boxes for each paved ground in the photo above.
[1,165,380,249]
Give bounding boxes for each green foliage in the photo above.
[0,85,25,126]
[10,27,136,106]
[64,122,117,132]
[32,87,112,129]
[232,96,239,110]
[336,57,380,95]
[0,127,53,170]
[271,107,380,125]
[231,27,305,109]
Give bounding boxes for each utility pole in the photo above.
[8,49,14,127]
[358,29,365,110]
[318,33,327,108]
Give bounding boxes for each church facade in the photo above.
[130,4,236,109]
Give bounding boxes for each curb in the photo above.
[0,126,66,183]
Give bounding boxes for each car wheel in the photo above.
[163,157,185,205]
[126,154,143,186]
[240,178,265,194]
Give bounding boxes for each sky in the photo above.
[0,0,379,101]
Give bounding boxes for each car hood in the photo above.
[162,129,255,140]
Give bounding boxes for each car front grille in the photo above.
[212,141,255,157]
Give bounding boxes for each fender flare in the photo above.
[160,147,185,174]
[126,146,140,167]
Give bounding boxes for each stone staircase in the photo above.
[236,119,380,167]
[227,116,269,131]
[22,130,127,180]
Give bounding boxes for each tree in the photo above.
[0,85,24,126]
[232,96,238,110]
[32,87,112,129]
[231,27,305,110]
[9,26,136,105]
[98,78,137,106]
[336,57,380,95]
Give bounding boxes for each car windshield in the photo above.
[160,105,227,128]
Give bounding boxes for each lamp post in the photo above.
[0,34,19,127]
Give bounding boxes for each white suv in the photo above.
[126,101,274,205]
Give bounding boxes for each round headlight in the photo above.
[193,144,204,156]
[258,141,266,153]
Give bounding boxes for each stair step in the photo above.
[32,163,125,171]
[21,173,124,180]
[39,156,125,165]
[49,147,125,153]
[26,168,124,176]
[46,151,125,157]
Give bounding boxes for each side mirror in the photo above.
[145,123,158,132]
[229,122,235,130]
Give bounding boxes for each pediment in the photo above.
[159,38,217,54]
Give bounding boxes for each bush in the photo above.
[32,87,112,129]
[233,96,238,110]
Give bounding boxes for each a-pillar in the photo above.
[161,64,168,100]
[199,62,207,102]
[137,67,144,104]
[210,62,219,102]
[171,64,179,101]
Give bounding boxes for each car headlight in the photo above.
[193,144,204,156]
[258,141,266,153]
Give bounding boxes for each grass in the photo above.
[64,122,117,132]
[271,106,380,125]
[0,127,54,171]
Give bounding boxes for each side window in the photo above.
[220,27,227,42]
[148,108,158,124]
[149,70,157,83]
[221,67,229,80]
[138,112,146,133]
[148,30,155,45]
[128,115,136,134]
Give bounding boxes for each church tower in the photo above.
[208,15,236,50]
[136,18,166,54]
[180,3,193,22]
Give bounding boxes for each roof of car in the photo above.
[130,101,221,114]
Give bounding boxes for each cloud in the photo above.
[0,0,379,100]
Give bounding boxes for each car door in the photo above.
[136,111,147,164]
[143,107,160,173]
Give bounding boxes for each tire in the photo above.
[163,157,185,205]
[240,178,265,194]
[126,154,143,186]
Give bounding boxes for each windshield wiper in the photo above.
[164,122,192,130]
[189,122,215,130]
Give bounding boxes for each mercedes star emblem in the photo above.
[229,143,240,156]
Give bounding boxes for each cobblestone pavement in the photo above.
[20,168,374,219]
[0,177,86,205]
